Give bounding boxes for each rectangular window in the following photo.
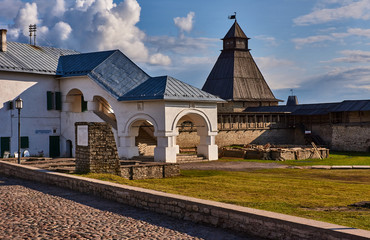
[7,101,14,110]
[47,91,54,110]
[21,136,29,148]
[55,92,62,110]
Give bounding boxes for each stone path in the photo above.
[0,175,261,240]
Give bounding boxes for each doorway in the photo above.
[49,136,60,158]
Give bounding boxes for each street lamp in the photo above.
[15,97,23,164]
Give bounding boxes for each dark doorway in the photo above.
[1,137,10,157]
[49,136,60,158]
[66,140,73,158]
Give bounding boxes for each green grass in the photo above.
[80,168,370,230]
[220,151,370,166]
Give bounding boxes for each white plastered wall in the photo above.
[0,72,61,157]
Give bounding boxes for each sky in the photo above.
[0,0,370,104]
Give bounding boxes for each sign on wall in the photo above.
[77,125,88,146]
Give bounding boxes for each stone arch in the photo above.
[124,113,159,136]
[171,109,218,161]
[171,109,214,133]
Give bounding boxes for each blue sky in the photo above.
[1,0,370,104]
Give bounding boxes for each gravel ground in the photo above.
[0,175,261,240]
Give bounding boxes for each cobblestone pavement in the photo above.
[0,175,261,240]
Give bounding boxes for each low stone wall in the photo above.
[120,163,180,180]
[0,161,368,240]
[221,147,329,160]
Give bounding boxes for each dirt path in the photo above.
[180,161,289,171]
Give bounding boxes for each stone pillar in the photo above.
[154,136,177,163]
[75,122,121,175]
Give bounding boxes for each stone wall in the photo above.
[120,163,180,180]
[177,129,295,148]
[0,161,368,240]
[75,122,120,175]
[331,124,370,152]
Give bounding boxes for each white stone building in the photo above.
[0,29,222,162]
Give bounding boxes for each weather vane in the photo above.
[228,12,237,21]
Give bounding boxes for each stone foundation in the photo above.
[120,161,180,180]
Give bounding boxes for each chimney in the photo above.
[0,29,7,52]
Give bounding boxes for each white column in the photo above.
[154,135,177,163]
[197,127,218,161]
[118,136,138,159]
[87,101,98,111]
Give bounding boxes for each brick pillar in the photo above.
[75,122,120,175]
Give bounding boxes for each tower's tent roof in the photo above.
[202,21,280,102]
[202,49,278,101]
[223,21,248,39]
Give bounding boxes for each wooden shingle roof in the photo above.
[223,21,247,39]
[202,21,280,102]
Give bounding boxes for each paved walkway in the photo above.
[0,175,261,240]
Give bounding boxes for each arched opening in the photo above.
[133,120,157,157]
[93,96,117,129]
[174,111,218,161]
[66,89,87,112]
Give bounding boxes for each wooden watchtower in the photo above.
[202,20,281,112]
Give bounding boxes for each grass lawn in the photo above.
[81,168,370,230]
[220,151,370,166]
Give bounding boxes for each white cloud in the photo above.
[324,50,370,63]
[149,53,171,66]
[292,35,334,49]
[294,0,370,25]
[292,27,370,49]
[12,2,40,37]
[254,56,306,90]
[7,0,171,66]
[254,35,278,46]
[174,12,195,33]
[52,0,66,18]
[52,21,72,41]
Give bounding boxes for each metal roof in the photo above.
[0,42,78,74]
[59,50,151,99]
[58,50,116,76]
[245,100,370,115]
[119,75,224,102]
[331,100,370,112]
[1,41,223,102]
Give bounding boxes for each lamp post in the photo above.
[15,97,23,164]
